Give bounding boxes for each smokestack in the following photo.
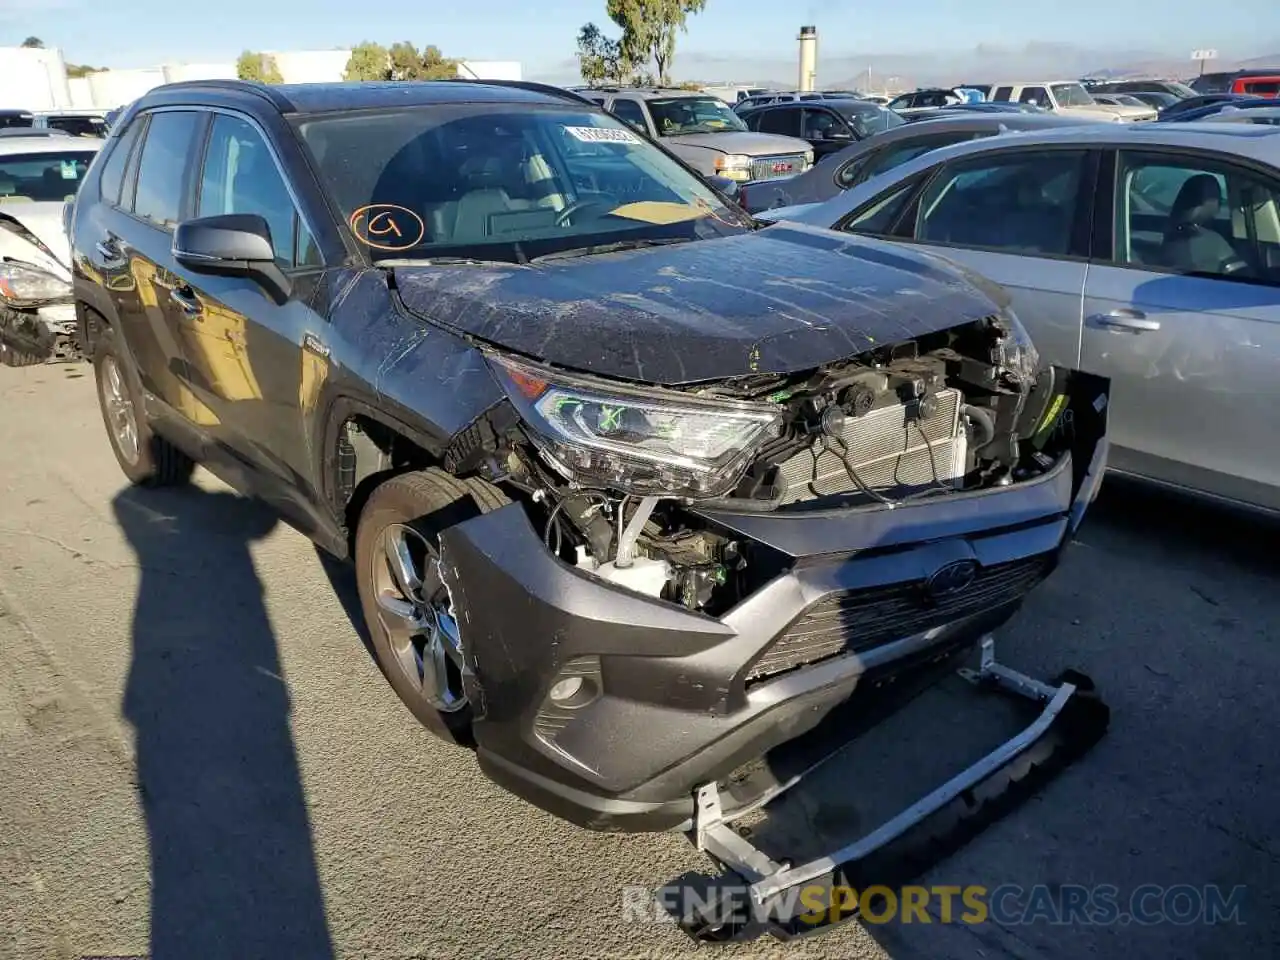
[797,25,817,92]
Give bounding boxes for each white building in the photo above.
[0,46,523,112]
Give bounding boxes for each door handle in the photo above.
[169,286,201,317]
[1088,309,1161,333]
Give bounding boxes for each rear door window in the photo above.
[1019,87,1050,107]
[757,108,802,138]
[609,98,649,134]
[131,110,202,228]
[991,87,1013,102]
[97,118,144,206]
[1242,80,1280,96]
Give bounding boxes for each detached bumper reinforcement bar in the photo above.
[674,636,1110,942]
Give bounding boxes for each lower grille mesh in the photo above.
[746,554,1055,684]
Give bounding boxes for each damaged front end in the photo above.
[436,310,1109,832]
[0,215,80,367]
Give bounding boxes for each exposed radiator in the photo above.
[776,388,966,503]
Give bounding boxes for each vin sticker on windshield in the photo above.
[564,125,641,145]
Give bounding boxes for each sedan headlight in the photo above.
[995,308,1040,385]
[714,153,753,182]
[487,353,782,499]
[0,262,71,307]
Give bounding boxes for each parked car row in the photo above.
[756,120,1280,515]
[0,108,109,138]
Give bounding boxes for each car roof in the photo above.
[583,87,710,100]
[887,119,1280,164]
[989,80,1082,87]
[0,134,102,155]
[135,79,598,115]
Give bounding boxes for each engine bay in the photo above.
[465,315,1074,617]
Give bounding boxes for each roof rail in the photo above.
[445,78,600,107]
[145,78,294,110]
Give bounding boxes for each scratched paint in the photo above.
[392,222,1000,385]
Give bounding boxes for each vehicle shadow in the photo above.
[113,485,335,960]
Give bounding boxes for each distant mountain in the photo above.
[530,41,1280,93]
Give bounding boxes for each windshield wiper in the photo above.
[378,256,511,267]
[531,237,695,263]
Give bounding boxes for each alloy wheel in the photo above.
[370,522,467,713]
[100,355,140,465]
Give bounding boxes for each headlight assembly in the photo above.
[0,262,71,307]
[486,352,782,499]
[995,308,1040,385]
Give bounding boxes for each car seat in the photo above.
[1160,174,1241,274]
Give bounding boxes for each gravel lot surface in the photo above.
[1,361,1276,960]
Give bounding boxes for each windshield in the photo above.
[647,97,748,135]
[1051,83,1095,107]
[837,102,906,137]
[0,150,96,202]
[294,104,750,263]
[1166,82,1197,98]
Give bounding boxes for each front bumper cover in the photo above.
[438,369,1110,832]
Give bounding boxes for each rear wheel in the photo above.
[93,327,195,487]
[353,468,509,745]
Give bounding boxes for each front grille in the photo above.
[749,154,808,181]
[775,388,965,503]
[746,554,1054,684]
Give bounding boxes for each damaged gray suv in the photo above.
[68,79,1110,833]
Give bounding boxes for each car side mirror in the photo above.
[705,174,742,202]
[173,213,291,304]
[825,129,853,141]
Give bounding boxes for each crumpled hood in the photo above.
[393,222,1003,385]
[0,202,71,279]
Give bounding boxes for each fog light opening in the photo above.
[549,675,598,708]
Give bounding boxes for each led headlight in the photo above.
[0,263,71,307]
[487,353,782,499]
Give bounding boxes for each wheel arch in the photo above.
[320,395,454,557]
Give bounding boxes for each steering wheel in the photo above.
[555,197,618,227]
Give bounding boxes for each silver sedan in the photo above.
[759,122,1280,514]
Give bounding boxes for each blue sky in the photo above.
[4,0,1276,81]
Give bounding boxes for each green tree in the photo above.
[576,22,627,87]
[388,41,422,80]
[606,0,706,87]
[66,63,106,79]
[344,42,391,81]
[236,51,284,84]
[20,36,44,49]
[419,45,459,80]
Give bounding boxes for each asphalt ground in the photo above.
[1,359,1276,960]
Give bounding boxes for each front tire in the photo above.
[353,468,509,745]
[92,326,195,487]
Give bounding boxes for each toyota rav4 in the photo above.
[67,79,1110,832]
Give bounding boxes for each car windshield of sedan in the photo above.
[1051,83,1095,107]
[646,97,748,135]
[837,102,906,137]
[294,104,750,263]
[0,150,97,202]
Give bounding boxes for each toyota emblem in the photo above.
[925,559,979,599]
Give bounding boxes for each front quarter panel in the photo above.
[322,267,504,460]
